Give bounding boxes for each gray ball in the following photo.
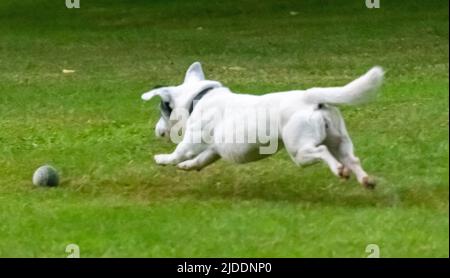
[32,165,59,187]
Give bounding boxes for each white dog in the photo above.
[142,62,383,188]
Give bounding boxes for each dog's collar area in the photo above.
[188,87,217,114]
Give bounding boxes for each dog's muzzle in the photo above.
[155,118,169,137]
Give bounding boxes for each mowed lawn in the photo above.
[0,0,448,257]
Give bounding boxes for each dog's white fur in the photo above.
[142,62,384,188]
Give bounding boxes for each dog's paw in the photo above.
[177,161,197,171]
[338,166,351,180]
[361,176,376,189]
[154,154,171,165]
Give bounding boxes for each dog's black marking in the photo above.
[188,87,216,114]
[160,100,172,119]
[153,85,172,118]
[157,86,216,119]
[318,104,328,129]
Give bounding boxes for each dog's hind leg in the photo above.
[283,111,343,177]
[294,145,344,176]
[336,135,375,189]
[177,148,219,171]
[325,109,375,188]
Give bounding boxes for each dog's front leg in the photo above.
[154,153,181,165]
[154,140,205,166]
[177,148,219,171]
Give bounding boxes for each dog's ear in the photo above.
[184,62,205,83]
[141,87,171,102]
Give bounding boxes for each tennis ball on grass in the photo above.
[32,165,59,187]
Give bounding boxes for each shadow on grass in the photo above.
[17,146,441,211]
[68,159,410,209]
[185,178,402,208]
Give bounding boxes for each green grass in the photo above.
[0,0,448,257]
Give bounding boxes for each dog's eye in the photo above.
[160,100,172,118]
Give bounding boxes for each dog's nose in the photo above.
[156,128,167,137]
[157,130,165,137]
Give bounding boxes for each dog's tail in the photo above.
[303,66,384,106]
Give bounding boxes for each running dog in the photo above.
[142,62,383,188]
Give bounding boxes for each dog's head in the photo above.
[141,62,221,139]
